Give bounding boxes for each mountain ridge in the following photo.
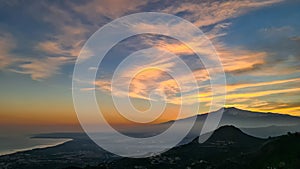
[179,107,300,122]
[121,107,300,139]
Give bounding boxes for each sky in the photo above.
[0,0,300,131]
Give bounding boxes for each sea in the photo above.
[0,134,72,156]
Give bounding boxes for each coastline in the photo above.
[0,138,73,157]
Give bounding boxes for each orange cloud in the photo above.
[162,0,283,27]
[227,78,300,92]
[151,40,268,76]
[217,47,267,74]
[93,47,206,105]
[168,41,269,76]
[182,77,300,114]
[71,0,148,20]
[225,98,300,116]
[224,87,300,101]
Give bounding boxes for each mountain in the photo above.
[76,126,300,169]
[217,107,300,127]
[241,124,300,138]
[121,107,300,139]
[195,107,300,138]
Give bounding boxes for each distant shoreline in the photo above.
[0,138,73,157]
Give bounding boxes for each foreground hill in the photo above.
[249,132,300,168]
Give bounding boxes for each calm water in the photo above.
[0,134,72,156]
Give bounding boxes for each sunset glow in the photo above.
[0,0,300,129]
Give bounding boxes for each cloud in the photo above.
[10,56,74,80]
[228,86,300,101]
[94,48,204,105]
[35,2,92,59]
[18,0,148,80]
[199,86,300,106]
[227,78,300,92]
[238,53,300,76]
[35,35,84,59]
[249,100,300,111]
[71,0,149,20]
[125,20,269,76]
[260,26,294,40]
[0,0,283,81]
[94,80,112,92]
[162,0,283,27]
[225,98,300,115]
[89,18,272,106]
[245,25,300,76]
[0,31,17,68]
[217,47,267,74]
[185,77,300,110]
[0,2,94,80]
[0,29,77,80]
[290,36,300,41]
